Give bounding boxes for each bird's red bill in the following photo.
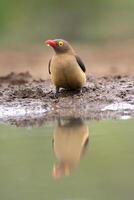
[45,40,56,47]
[52,164,62,179]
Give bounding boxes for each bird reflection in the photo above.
[52,118,89,178]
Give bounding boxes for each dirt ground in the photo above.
[0,73,133,127]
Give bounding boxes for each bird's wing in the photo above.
[75,55,86,73]
[48,59,51,74]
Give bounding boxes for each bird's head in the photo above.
[45,39,74,54]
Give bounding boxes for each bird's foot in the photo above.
[75,88,82,95]
[53,91,59,99]
[82,86,88,92]
[49,90,59,99]
[53,87,60,99]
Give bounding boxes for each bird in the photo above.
[45,39,86,97]
[52,118,89,178]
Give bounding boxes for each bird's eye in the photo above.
[58,41,64,46]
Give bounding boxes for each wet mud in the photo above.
[0,73,134,126]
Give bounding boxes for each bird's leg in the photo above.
[57,117,62,126]
[76,88,82,95]
[54,86,60,98]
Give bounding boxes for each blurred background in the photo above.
[0,0,134,79]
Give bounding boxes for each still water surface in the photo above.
[0,118,134,200]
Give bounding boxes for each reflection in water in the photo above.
[52,118,89,178]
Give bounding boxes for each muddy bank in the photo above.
[0,73,134,126]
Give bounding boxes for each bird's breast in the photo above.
[50,55,86,89]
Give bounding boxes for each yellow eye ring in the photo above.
[59,41,64,46]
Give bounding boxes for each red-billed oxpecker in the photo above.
[45,39,86,97]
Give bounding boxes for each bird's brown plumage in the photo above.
[45,39,86,93]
